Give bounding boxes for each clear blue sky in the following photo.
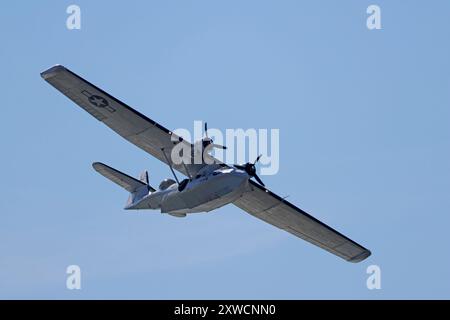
[1,1,449,299]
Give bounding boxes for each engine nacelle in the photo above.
[159,178,176,190]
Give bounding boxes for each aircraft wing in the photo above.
[233,180,371,263]
[41,65,218,177]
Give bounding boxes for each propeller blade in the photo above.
[212,144,227,150]
[234,164,246,170]
[254,154,262,164]
[253,174,265,186]
[204,122,208,138]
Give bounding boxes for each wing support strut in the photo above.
[182,162,193,180]
[161,148,180,184]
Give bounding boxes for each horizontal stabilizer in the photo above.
[92,162,155,192]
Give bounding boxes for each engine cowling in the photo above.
[159,179,176,190]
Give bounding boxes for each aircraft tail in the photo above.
[92,162,155,208]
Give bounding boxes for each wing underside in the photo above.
[233,181,371,263]
[41,65,214,177]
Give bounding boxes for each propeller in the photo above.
[202,122,227,150]
[234,154,265,186]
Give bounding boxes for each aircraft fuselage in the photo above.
[126,167,250,217]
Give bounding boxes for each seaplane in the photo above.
[41,65,371,263]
